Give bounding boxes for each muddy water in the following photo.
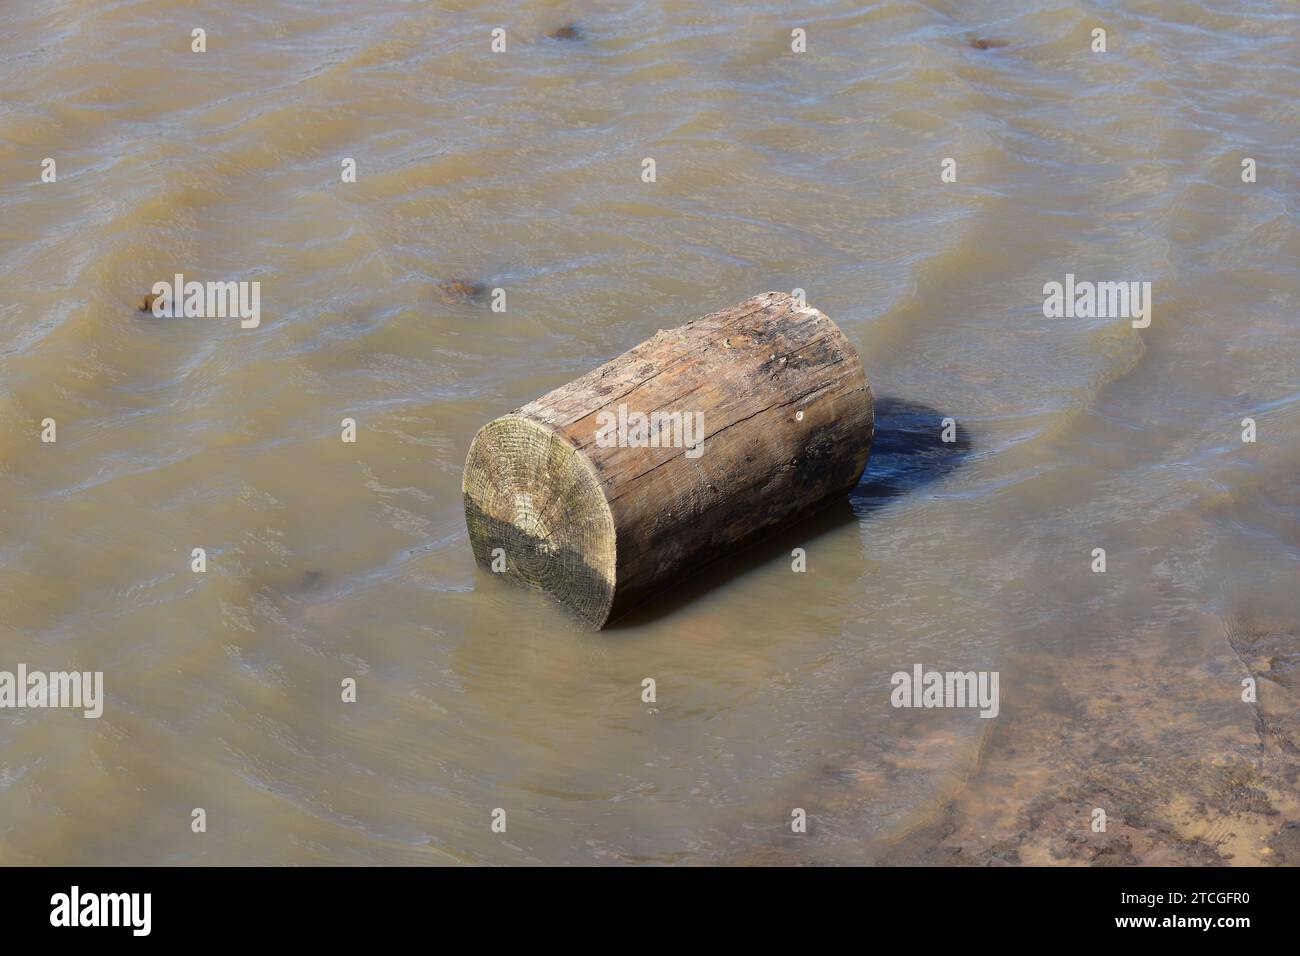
[1,0,1297,865]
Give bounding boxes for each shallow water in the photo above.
[1,0,1297,864]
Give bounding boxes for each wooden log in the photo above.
[462,291,874,627]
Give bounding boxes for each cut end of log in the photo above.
[463,415,617,627]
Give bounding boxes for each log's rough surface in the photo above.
[463,291,874,627]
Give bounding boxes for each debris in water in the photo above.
[549,23,582,41]
[436,279,486,303]
[969,37,1009,50]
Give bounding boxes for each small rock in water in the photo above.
[549,23,582,41]
[436,279,486,303]
[140,293,162,313]
[969,37,1009,50]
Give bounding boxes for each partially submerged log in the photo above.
[463,291,874,627]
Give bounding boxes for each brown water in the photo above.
[1,0,1297,865]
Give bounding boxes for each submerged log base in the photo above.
[463,291,874,628]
